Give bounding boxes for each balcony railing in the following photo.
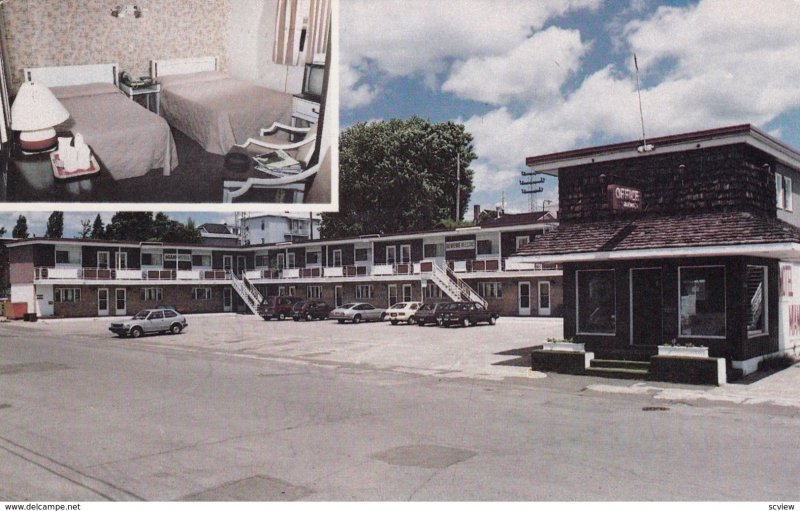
[34,267,231,281]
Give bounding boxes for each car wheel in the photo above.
[462,317,471,328]
[417,319,425,326]
[293,317,300,321]
[170,323,182,334]
[390,320,398,326]
[278,313,286,321]
[118,333,127,338]
[307,313,314,321]
[353,315,362,324]
[130,327,143,338]
[337,319,344,324]
[489,316,497,326]
[407,317,416,325]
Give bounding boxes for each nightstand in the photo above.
[119,82,161,115]
[291,94,320,128]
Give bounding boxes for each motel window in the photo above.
[355,248,370,262]
[576,270,616,334]
[97,251,110,269]
[116,252,128,269]
[192,254,212,267]
[278,286,286,296]
[54,288,81,303]
[286,253,296,269]
[277,254,285,269]
[424,243,443,258]
[679,266,726,338]
[141,252,163,267]
[306,251,320,265]
[388,285,398,306]
[386,246,397,265]
[478,282,502,299]
[307,286,322,299]
[477,239,495,256]
[356,285,373,300]
[746,265,768,337]
[55,249,80,265]
[400,245,411,263]
[255,255,269,267]
[516,236,530,251]
[141,288,163,301]
[776,173,793,211]
[402,284,413,302]
[288,286,297,296]
[192,288,212,300]
[332,249,342,267]
[424,283,445,299]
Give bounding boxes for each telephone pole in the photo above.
[520,170,544,212]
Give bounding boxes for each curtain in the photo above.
[272,0,301,66]
[305,0,330,64]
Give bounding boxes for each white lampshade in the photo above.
[11,81,70,152]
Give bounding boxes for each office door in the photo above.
[630,268,663,345]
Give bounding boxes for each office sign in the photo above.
[164,253,191,262]
[445,240,475,251]
[607,185,642,211]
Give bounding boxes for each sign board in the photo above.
[779,262,800,351]
[445,240,475,251]
[607,185,642,211]
[164,253,191,262]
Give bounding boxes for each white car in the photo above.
[384,301,423,325]
[329,303,386,324]
[109,309,187,338]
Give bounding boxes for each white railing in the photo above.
[282,268,300,278]
[115,269,142,280]
[229,271,262,315]
[371,264,394,276]
[34,267,232,282]
[176,270,201,280]
[324,267,344,277]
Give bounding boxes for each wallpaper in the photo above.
[1,0,231,91]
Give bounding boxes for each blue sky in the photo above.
[340,0,800,216]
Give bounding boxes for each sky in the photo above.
[5,0,800,236]
[339,0,800,216]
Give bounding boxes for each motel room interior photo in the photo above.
[0,0,334,206]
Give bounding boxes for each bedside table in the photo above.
[291,94,320,128]
[119,82,161,115]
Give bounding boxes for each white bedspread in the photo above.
[52,82,178,180]
[158,71,293,155]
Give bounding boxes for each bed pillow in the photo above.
[156,71,227,87]
[50,82,121,99]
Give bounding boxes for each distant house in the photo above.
[198,223,239,247]
[241,214,321,245]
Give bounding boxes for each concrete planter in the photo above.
[657,346,709,358]
[543,342,586,353]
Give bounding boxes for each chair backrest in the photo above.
[296,123,318,166]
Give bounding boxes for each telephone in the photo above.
[120,71,154,88]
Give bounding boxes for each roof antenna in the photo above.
[634,53,653,153]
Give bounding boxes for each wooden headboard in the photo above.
[23,63,119,87]
[150,56,219,78]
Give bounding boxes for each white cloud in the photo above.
[442,27,589,105]
[340,0,602,105]
[340,64,379,109]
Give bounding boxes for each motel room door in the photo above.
[223,288,233,312]
[518,282,531,316]
[98,288,110,316]
[630,268,663,345]
[115,288,127,316]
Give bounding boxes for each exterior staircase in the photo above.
[229,271,264,315]
[429,262,488,308]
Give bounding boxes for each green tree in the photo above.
[0,226,6,237]
[90,214,105,239]
[12,215,29,239]
[320,117,476,238]
[79,219,92,239]
[105,212,154,241]
[160,217,201,244]
[45,211,64,238]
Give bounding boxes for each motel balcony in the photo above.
[33,267,232,283]
[243,258,561,282]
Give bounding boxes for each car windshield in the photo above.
[388,303,405,310]
[441,303,459,310]
[419,304,434,311]
[341,303,357,309]
[132,311,150,320]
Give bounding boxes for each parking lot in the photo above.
[24,313,563,382]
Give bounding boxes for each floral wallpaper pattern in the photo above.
[2,0,231,91]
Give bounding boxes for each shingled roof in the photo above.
[515,212,800,257]
[478,211,554,228]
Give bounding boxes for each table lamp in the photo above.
[11,81,70,153]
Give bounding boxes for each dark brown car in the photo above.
[291,299,333,321]
[259,296,303,320]
[436,301,499,327]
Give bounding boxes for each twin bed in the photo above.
[23,57,293,181]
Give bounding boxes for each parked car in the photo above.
[329,303,386,324]
[259,296,303,320]
[109,308,188,338]
[413,302,448,326]
[291,299,333,321]
[436,301,499,327]
[384,301,423,325]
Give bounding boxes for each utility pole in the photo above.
[455,153,461,221]
[520,170,544,212]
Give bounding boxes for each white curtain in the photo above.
[305,0,330,64]
[272,0,301,66]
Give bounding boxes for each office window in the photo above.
[192,288,212,300]
[192,254,212,267]
[355,248,370,262]
[141,288,163,301]
[679,266,726,338]
[478,282,502,298]
[356,285,373,299]
[306,250,320,265]
[577,270,616,334]
[307,286,322,299]
[746,265,768,337]
[54,288,81,303]
[424,243,443,258]
[424,283,445,299]
[55,250,79,265]
[141,252,163,266]
[477,239,495,255]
